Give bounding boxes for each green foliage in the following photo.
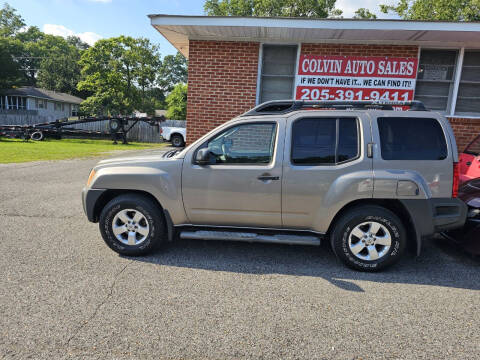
[35,35,87,96]
[0,2,25,37]
[166,83,187,120]
[0,37,22,88]
[158,52,188,92]
[77,36,161,116]
[354,8,377,19]
[204,0,342,17]
[380,0,480,21]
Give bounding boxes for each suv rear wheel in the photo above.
[99,194,166,256]
[331,205,406,271]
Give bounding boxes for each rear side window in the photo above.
[377,117,447,160]
[291,117,359,165]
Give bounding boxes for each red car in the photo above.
[442,178,480,255]
[459,135,480,185]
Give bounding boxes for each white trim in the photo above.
[255,44,263,105]
[292,44,301,100]
[450,47,465,116]
[447,115,480,119]
[412,46,422,101]
[150,15,480,33]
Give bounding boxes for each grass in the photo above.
[0,137,168,164]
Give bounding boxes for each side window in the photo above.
[377,117,448,160]
[206,123,276,164]
[291,117,359,165]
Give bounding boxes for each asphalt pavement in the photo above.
[0,151,479,359]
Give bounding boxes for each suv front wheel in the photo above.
[99,194,166,256]
[331,206,406,271]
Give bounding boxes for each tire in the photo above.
[109,119,121,133]
[99,194,166,256]
[171,134,185,147]
[30,131,44,141]
[330,205,406,272]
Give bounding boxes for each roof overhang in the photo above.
[149,15,480,58]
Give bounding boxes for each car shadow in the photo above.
[128,237,480,293]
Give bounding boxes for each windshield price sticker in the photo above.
[295,55,418,106]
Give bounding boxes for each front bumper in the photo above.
[82,187,106,222]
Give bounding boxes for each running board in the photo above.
[179,230,321,246]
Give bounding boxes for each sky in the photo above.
[8,0,398,58]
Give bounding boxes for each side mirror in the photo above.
[195,148,211,165]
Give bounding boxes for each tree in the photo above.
[354,8,377,19]
[380,0,480,21]
[158,52,188,93]
[0,2,25,37]
[204,0,342,18]
[13,26,46,86]
[36,35,90,96]
[166,83,187,120]
[66,36,90,51]
[77,36,161,116]
[0,37,22,88]
[134,38,161,112]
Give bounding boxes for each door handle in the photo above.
[257,175,280,181]
[466,161,472,166]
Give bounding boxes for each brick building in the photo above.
[150,15,480,149]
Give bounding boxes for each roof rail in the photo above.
[241,100,428,116]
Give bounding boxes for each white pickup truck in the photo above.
[160,126,186,147]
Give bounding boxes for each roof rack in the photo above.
[241,100,428,116]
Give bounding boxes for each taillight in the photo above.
[159,128,163,134]
[452,162,459,198]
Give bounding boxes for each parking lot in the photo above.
[0,151,479,359]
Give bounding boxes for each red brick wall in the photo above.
[186,40,259,144]
[448,117,480,151]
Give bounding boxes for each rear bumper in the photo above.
[401,197,467,235]
[82,187,106,222]
[400,198,467,255]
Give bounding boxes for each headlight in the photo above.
[86,169,96,187]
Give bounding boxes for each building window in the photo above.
[36,99,47,109]
[415,49,458,113]
[258,44,298,103]
[54,102,64,111]
[456,50,480,115]
[0,96,3,109]
[71,105,79,117]
[5,96,27,110]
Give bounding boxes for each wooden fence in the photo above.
[0,111,186,143]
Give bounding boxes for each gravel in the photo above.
[0,153,479,359]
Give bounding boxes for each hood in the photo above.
[95,149,180,168]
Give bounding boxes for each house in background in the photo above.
[0,87,83,121]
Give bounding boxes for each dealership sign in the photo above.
[295,55,418,103]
